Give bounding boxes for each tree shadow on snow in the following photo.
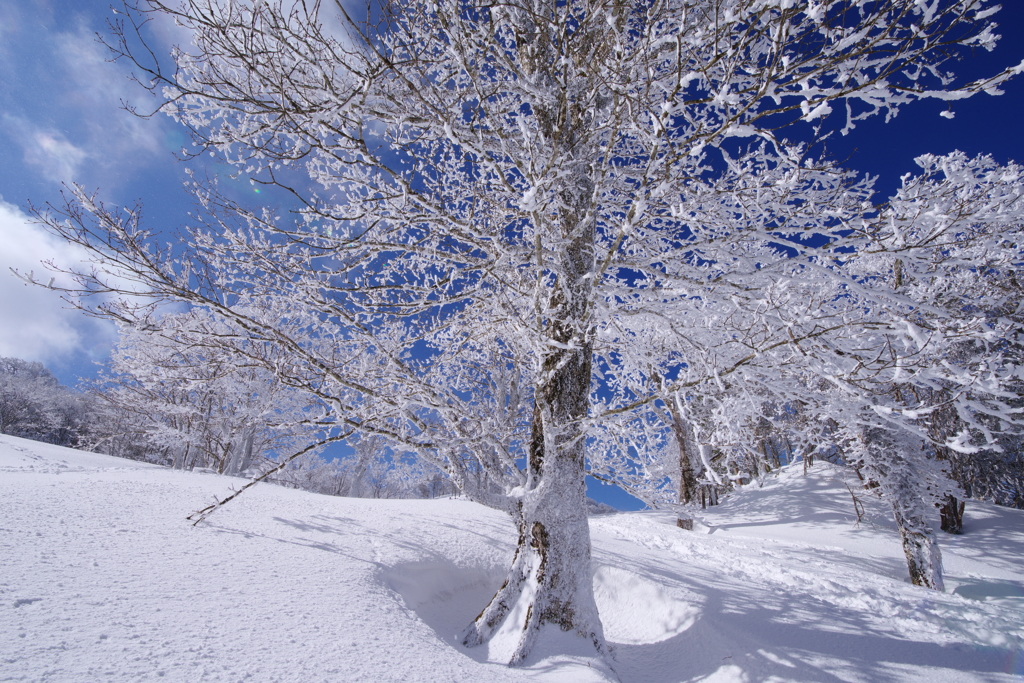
[609,586,1017,683]
[381,559,505,665]
[941,503,1024,578]
[207,503,1022,683]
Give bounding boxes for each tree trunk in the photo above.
[938,494,965,534]
[217,440,233,474]
[224,428,257,476]
[460,341,606,665]
[462,152,607,663]
[460,450,605,664]
[862,426,945,590]
[666,399,700,529]
[172,443,189,470]
[890,494,945,590]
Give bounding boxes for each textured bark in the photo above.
[665,404,700,529]
[862,426,945,591]
[939,495,965,534]
[460,459,605,664]
[891,496,945,591]
[460,93,608,659]
[667,405,701,506]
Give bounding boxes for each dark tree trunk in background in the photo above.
[939,494,965,534]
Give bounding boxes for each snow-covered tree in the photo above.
[610,148,1024,589]
[87,313,321,473]
[0,357,90,447]
[26,0,1024,665]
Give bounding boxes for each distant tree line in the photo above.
[1,342,458,501]
[5,348,1022,515]
[0,357,90,447]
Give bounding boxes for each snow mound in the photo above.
[593,565,699,644]
[0,433,157,473]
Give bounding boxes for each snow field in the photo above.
[2,433,1022,682]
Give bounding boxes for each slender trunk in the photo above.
[239,429,256,474]
[669,407,700,501]
[665,399,699,529]
[758,442,772,473]
[768,441,781,469]
[217,440,232,474]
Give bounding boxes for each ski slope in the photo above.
[1,433,1022,682]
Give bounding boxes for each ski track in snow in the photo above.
[1,433,1022,682]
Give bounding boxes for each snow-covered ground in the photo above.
[2,434,1022,682]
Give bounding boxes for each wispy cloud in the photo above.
[55,24,165,156]
[4,117,90,185]
[0,4,169,194]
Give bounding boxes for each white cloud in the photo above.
[0,199,114,365]
[144,3,201,54]
[55,26,165,153]
[33,130,89,179]
[4,116,90,185]
[49,27,165,189]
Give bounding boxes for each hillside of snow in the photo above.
[2,433,1022,682]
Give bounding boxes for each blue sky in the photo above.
[0,0,187,381]
[1,1,1022,510]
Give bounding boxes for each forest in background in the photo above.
[0,352,459,501]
